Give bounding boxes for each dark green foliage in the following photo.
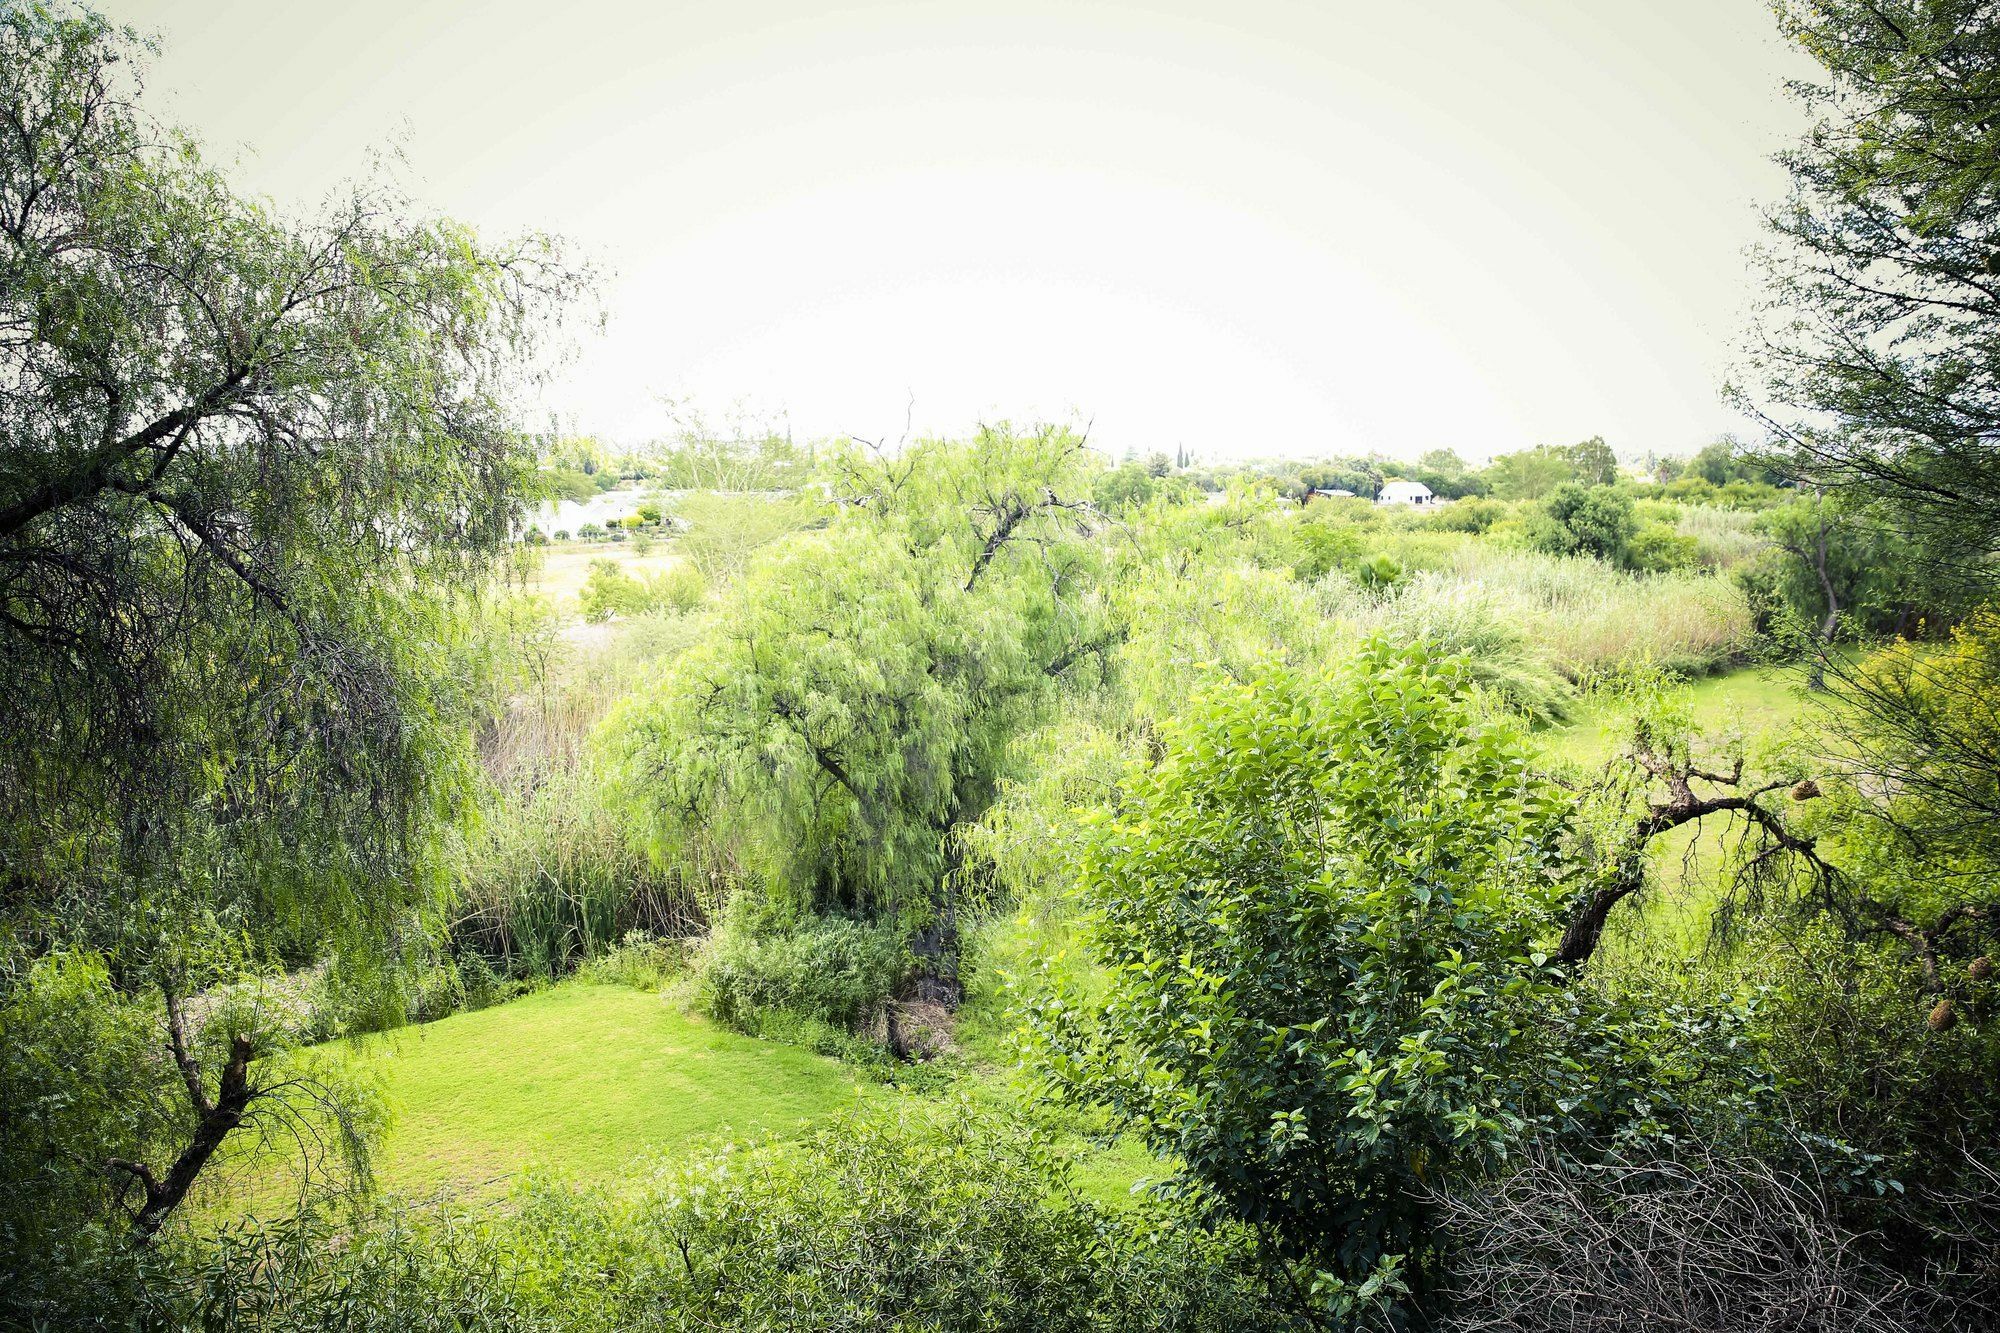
[0,951,164,1313]
[1623,523,1701,573]
[1530,484,1637,563]
[1755,923,1999,1200]
[137,1103,1280,1332]
[1354,551,1405,591]
[1748,493,1970,646]
[1685,437,1781,487]
[0,2,576,1271]
[1745,1,2000,578]
[0,945,379,1323]
[0,4,575,952]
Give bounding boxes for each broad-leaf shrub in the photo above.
[1527,484,1637,564]
[1025,642,1625,1317]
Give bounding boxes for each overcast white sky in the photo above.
[110,0,1815,462]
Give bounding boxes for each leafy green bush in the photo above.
[1025,643,1617,1321]
[696,896,912,1035]
[1624,522,1701,572]
[145,1103,1279,1332]
[1427,496,1509,533]
[578,560,707,621]
[1290,514,1366,581]
[1,951,164,1314]
[1529,483,1637,563]
[574,931,690,991]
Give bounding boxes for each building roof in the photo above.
[1377,480,1434,501]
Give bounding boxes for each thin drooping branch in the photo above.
[1042,627,1126,679]
[0,366,250,538]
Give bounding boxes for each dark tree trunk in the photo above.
[108,991,259,1245]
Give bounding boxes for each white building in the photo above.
[1375,480,1436,507]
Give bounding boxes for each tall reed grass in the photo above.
[457,618,717,979]
[1675,505,1769,571]
[1434,547,1754,681]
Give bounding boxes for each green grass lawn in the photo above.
[1537,661,1822,765]
[335,984,875,1202]
[213,980,1155,1217]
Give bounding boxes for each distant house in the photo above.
[1375,480,1435,507]
[1305,487,1357,502]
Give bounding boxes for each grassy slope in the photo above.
[256,981,1152,1210]
[344,984,873,1201]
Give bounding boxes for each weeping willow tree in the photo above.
[0,3,582,1292]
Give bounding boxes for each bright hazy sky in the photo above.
[111,0,1815,462]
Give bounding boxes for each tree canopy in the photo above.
[1744,0,2000,569]
[0,3,580,1256]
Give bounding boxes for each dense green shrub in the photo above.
[1025,643,1639,1322]
[1289,513,1366,581]
[574,931,691,991]
[1528,483,1637,563]
[1624,522,1701,572]
[0,951,165,1315]
[143,1103,1280,1332]
[578,560,707,621]
[1426,496,1509,533]
[696,896,912,1035]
